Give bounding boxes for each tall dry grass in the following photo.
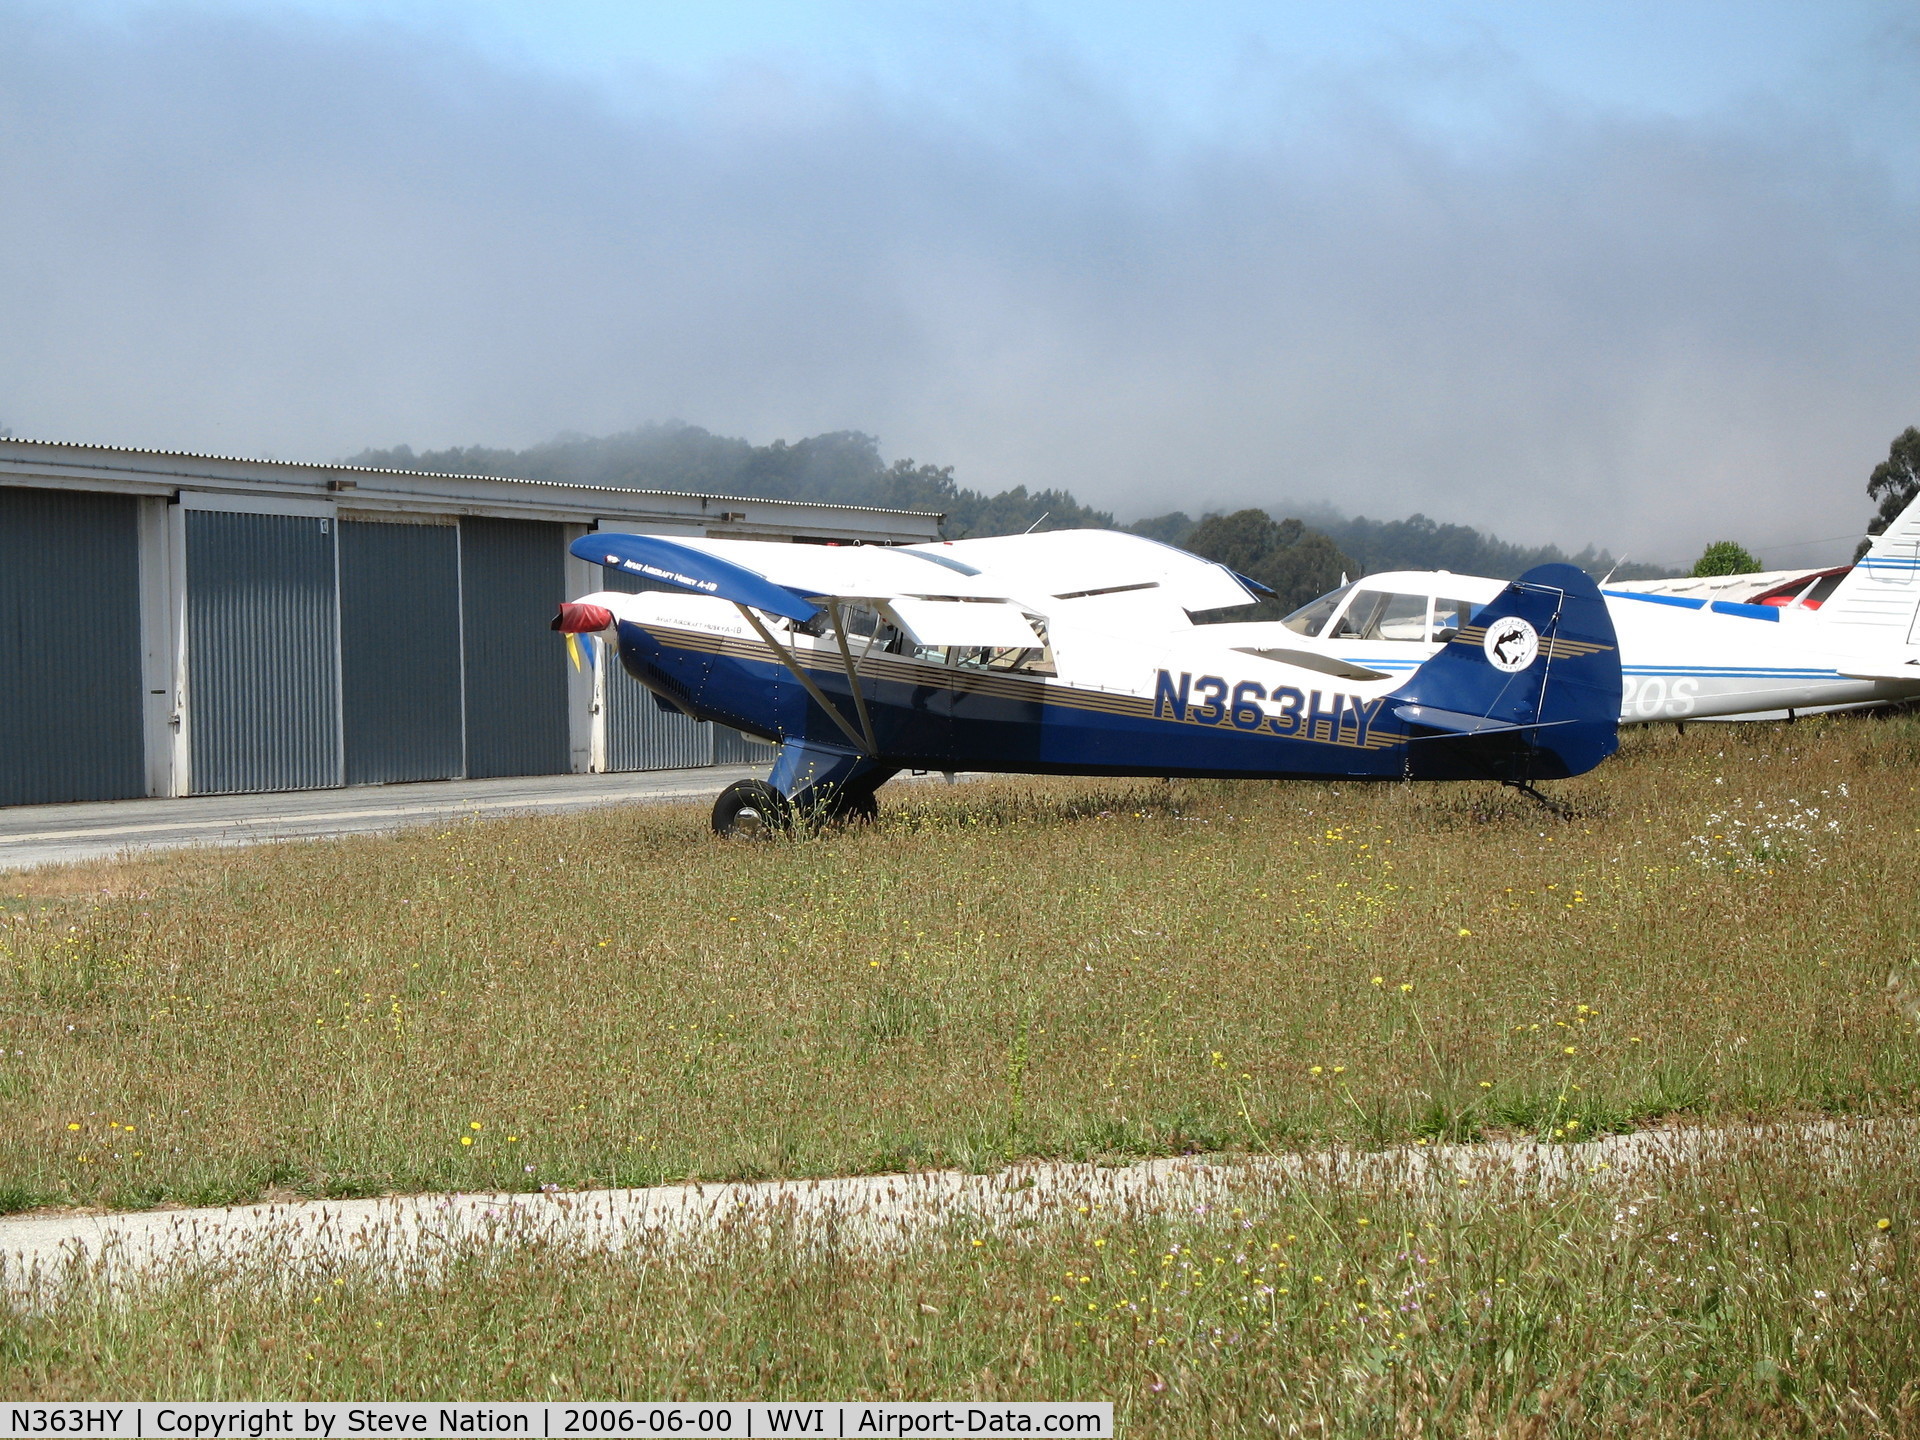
[1,713,1917,1211]
[2,1129,1916,1433]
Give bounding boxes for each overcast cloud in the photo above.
[1,4,1916,562]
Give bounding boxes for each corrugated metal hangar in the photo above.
[0,438,942,808]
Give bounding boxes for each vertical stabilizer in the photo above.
[1390,562,1621,782]
[1819,490,1920,653]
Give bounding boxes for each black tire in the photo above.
[830,789,880,824]
[711,780,791,837]
[790,784,879,826]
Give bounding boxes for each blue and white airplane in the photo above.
[554,530,1622,833]
[1239,492,1920,724]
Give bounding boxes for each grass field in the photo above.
[5,711,1920,1419]
[3,1129,1915,1433]
[2,714,1919,1214]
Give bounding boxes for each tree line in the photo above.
[348,426,1116,538]
[345,423,1689,608]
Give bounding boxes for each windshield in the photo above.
[1280,585,1351,637]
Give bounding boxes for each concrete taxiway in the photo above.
[1,1119,1905,1305]
[0,767,769,873]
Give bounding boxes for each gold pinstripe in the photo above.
[1450,627,1612,658]
[630,621,1408,750]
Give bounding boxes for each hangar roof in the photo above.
[0,436,944,543]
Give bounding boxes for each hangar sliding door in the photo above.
[340,518,464,785]
[604,672,714,770]
[595,560,713,770]
[0,486,145,805]
[460,517,569,779]
[713,725,777,764]
[185,505,341,795]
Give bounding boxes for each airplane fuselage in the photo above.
[597,589,1599,783]
[1235,572,1920,723]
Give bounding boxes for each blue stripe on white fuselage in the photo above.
[1620,666,1842,679]
[1340,657,1844,682]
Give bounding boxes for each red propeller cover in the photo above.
[551,603,615,633]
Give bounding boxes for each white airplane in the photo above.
[1239,493,1920,724]
[552,531,1623,832]
[1605,565,1850,608]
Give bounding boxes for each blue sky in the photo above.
[189,1,1916,145]
[233,3,1878,105]
[4,1,1917,559]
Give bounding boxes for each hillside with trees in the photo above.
[347,425,1113,539]
[344,424,1674,579]
[1136,509,1673,582]
[1175,510,1352,617]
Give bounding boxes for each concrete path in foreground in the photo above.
[2,1119,1905,1304]
[0,767,770,873]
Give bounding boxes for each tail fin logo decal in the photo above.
[1483,617,1540,672]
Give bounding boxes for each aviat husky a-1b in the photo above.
[552,531,1623,834]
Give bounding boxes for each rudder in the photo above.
[1390,562,1622,782]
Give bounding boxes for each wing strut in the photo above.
[826,601,880,754]
[734,604,873,755]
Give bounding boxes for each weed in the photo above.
[0,714,1914,1208]
[2,1129,1916,1435]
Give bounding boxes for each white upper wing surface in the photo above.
[598,529,1258,621]
[606,534,1012,603]
[909,530,1258,613]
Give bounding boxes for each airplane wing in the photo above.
[579,528,1264,631]
[585,532,1014,602]
[570,530,1052,756]
[578,532,825,621]
[919,529,1261,614]
[577,531,1049,647]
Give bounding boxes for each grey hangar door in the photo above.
[0,486,145,805]
[596,560,711,770]
[185,507,341,795]
[595,560,774,771]
[339,518,465,785]
[460,517,570,779]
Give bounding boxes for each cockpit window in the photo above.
[946,618,1056,675]
[1280,585,1351,637]
[834,604,885,638]
[827,605,1055,675]
[1328,591,1430,641]
[1433,597,1479,640]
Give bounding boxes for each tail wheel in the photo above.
[712,780,791,837]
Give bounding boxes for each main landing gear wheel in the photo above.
[711,780,791,837]
[828,790,880,824]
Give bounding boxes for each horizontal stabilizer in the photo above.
[573,533,820,623]
[1837,660,1920,681]
[1394,704,1576,738]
